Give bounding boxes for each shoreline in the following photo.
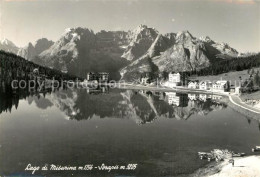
[228,95,260,121]
[110,83,230,96]
[117,83,260,119]
[189,155,260,177]
[84,81,260,120]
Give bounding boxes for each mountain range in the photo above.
[1,25,240,81]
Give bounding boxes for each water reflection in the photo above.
[0,87,230,125]
[1,87,260,177]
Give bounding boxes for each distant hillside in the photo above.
[195,67,260,82]
[192,53,260,76]
[0,50,79,88]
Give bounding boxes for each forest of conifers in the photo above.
[190,53,260,76]
[0,50,79,84]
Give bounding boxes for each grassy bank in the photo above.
[240,90,260,101]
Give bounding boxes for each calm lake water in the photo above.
[0,88,260,177]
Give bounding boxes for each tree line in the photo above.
[0,50,80,91]
[188,53,260,76]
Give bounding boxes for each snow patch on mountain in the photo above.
[0,38,19,54]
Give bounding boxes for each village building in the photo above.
[86,72,109,82]
[169,72,181,83]
[167,72,183,87]
[188,81,199,89]
[86,72,96,81]
[98,72,109,82]
[199,81,212,90]
[212,80,230,92]
[235,86,242,95]
[140,76,150,85]
[230,85,236,93]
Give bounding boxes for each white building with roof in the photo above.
[169,72,181,83]
[188,81,199,89]
[167,72,181,87]
[212,80,230,92]
[199,81,212,90]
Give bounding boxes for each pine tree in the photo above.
[253,71,260,87]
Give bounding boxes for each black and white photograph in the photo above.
[0,0,260,176]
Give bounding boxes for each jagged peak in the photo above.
[28,42,34,47]
[62,27,94,36]
[131,24,158,35]
[0,38,17,47]
[33,38,54,46]
[165,32,176,36]
[35,37,52,42]
[131,24,147,34]
[176,30,194,41]
[59,27,96,44]
[176,30,193,36]
[199,36,214,43]
[20,38,53,49]
[135,24,148,30]
[164,33,176,41]
[219,42,229,47]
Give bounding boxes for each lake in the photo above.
[0,88,260,176]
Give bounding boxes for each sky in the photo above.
[0,0,259,53]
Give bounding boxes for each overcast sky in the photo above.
[0,0,259,52]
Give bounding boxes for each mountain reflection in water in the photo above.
[1,87,260,177]
[0,87,228,125]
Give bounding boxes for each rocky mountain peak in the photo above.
[28,42,34,48]
[34,38,54,54]
[121,25,159,60]
[61,27,95,43]
[199,36,214,44]
[0,38,19,54]
[1,38,16,47]
[17,38,54,61]
[176,30,194,42]
[129,24,158,41]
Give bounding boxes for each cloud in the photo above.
[171,18,175,22]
